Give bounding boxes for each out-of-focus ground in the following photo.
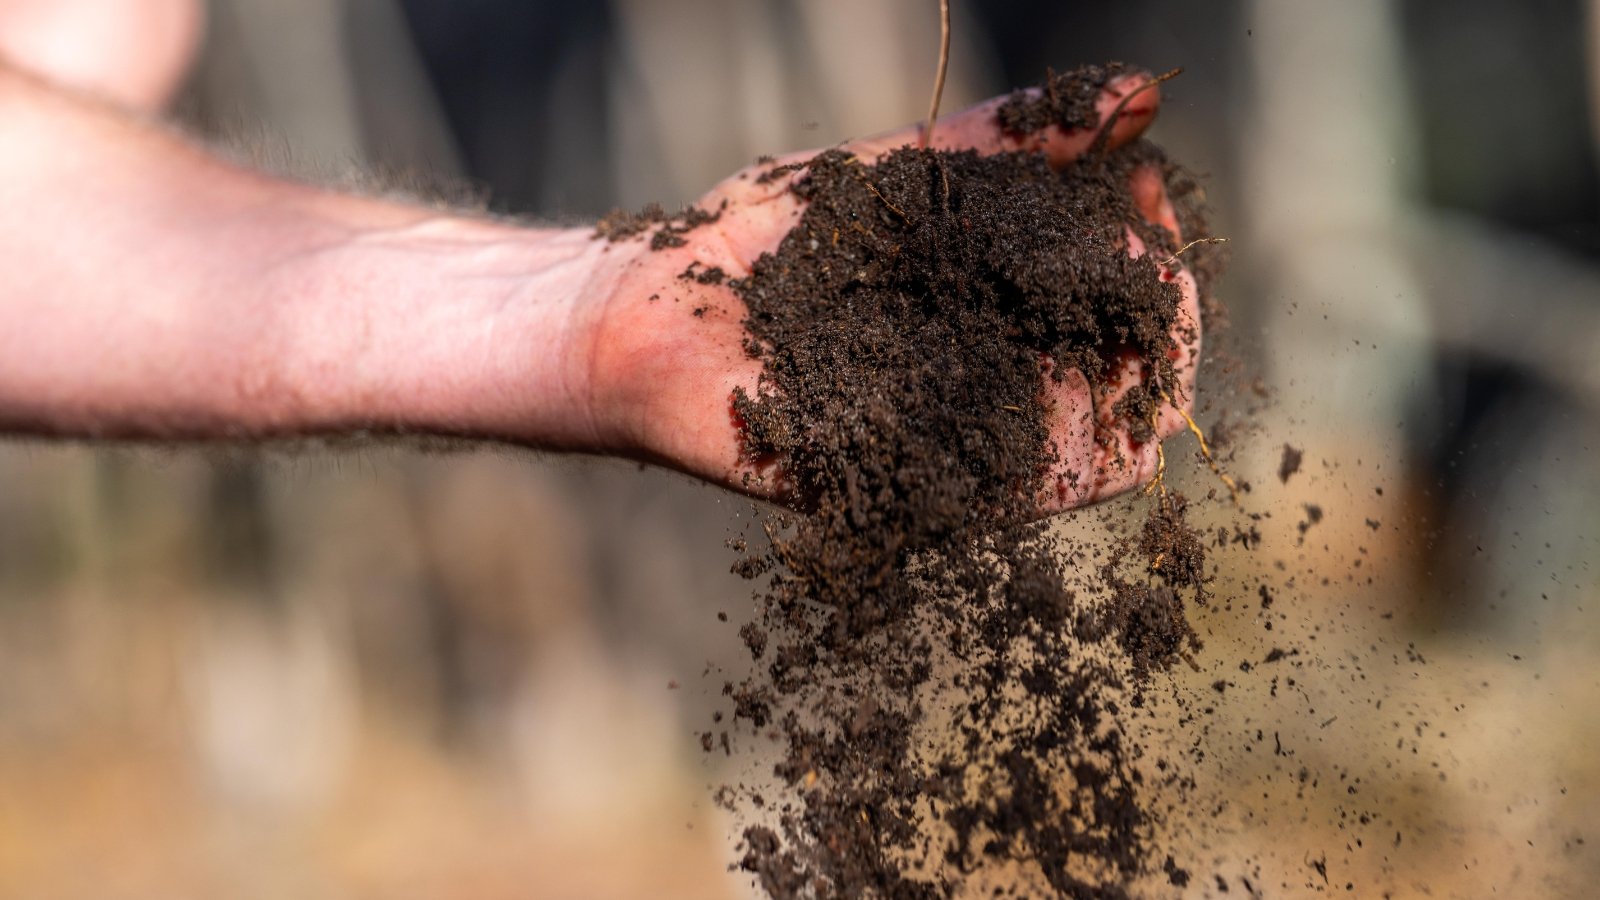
[3,1,1600,897]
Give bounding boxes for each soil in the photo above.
[1278,444,1303,483]
[724,64,1222,898]
[610,63,1226,897]
[595,200,725,250]
[996,62,1132,135]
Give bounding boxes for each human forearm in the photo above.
[0,56,1185,509]
[276,218,624,450]
[0,62,621,449]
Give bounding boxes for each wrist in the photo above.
[279,211,629,451]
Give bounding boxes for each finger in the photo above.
[1086,350,1165,504]
[1084,232,1202,504]
[1037,359,1101,511]
[1042,201,1203,512]
[849,69,1161,168]
[1130,163,1182,245]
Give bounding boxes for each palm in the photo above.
[585,72,1201,514]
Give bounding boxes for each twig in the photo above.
[919,0,951,149]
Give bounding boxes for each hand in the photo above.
[577,72,1201,513]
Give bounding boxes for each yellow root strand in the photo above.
[1141,404,1168,499]
[1159,236,1229,269]
[1159,388,1242,507]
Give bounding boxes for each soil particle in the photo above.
[594,200,724,249]
[1163,855,1192,887]
[740,622,769,659]
[1297,503,1324,542]
[681,261,728,285]
[756,162,806,185]
[1137,493,1208,596]
[1278,443,1303,483]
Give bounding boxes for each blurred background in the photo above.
[2,1,1599,897]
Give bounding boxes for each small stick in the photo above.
[919,0,951,149]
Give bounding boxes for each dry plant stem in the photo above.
[919,0,952,149]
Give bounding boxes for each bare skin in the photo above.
[0,9,1197,514]
[0,0,201,109]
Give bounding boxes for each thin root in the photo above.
[1142,404,1168,499]
[853,166,910,221]
[1160,388,1242,507]
[1159,237,1229,268]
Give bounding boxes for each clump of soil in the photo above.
[668,63,1220,897]
[997,62,1132,135]
[1278,444,1303,483]
[596,200,725,249]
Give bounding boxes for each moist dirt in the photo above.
[607,62,1229,898]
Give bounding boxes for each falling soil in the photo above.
[614,63,1226,897]
[725,64,1224,898]
[1278,443,1303,484]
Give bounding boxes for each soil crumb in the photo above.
[706,64,1223,897]
[595,199,725,249]
[1278,443,1303,483]
[997,62,1130,136]
[1297,503,1324,542]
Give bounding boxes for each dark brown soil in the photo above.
[1278,444,1303,483]
[595,200,725,250]
[996,62,1132,135]
[599,62,1227,897]
[697,64,1223,898]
